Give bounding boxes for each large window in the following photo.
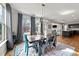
[0,4,5,43]
[35,17,41,35]
[22,15,31,35]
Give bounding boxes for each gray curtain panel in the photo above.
[31,16,36,35]
[17,13,23,42]
[6,3,13,50]
[40,18,44,35]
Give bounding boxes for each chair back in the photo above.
[23,33,28,44]
[52,30,57,36]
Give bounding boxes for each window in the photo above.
[35,17,41,35]
[22,15,31,35]
[0,4,5,43]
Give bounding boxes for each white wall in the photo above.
[52,23,62,35]
[63,24,69,31]
[12,8,18,35]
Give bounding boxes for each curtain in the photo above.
[6,3,13,50]
[31,16,36,35]
[40,18,44,35]
[17,13,23,42]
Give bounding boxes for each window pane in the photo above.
[0,23,2,41]
[0,5,2,42]
[0,24,2,34]
[0,5,2,16]
[0,4,5,43]
[35,17,41,35]
[22,15,31,35]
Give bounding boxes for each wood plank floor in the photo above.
[57,35,79,56]
[6,35,79,56]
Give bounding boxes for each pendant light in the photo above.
[40,4,45,35]
[41,4,45,20]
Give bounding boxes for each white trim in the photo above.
[0,3,6,45]
[0,40,7,47]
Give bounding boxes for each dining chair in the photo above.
[23,33,38,56]
[41,38,48,55]
[46,30,57,49]
[51,30,57,47]
[48,36,56,48]
[38,37,51,55]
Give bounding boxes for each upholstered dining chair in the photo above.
[46,30,57,49]
[23,33,38,56]
[48,36,56,48]
[39,38,47,55]
[51,30,57,47]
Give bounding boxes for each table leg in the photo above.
[37,42,41,56]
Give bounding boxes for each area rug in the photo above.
[44,42,75,56]
[14,42,75,56]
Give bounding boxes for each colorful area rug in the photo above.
[14,42,75,56]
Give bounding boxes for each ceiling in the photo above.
[11,3,79,24]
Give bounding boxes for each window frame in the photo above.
[0,4,5,44]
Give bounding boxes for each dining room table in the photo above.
[26,33,57,56]
[27,35,47,56]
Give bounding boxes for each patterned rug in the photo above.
[14,42,75,56]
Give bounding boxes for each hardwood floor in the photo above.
[6,35,79,56]
[57,35,79,56]
[5,50,13,56]
[5,43,22,56]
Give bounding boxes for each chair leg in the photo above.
[34,44,38,53]
[26,47,28,56]
[42,46,45,56]
[25,43,29,56]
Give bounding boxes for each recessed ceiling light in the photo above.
[59,10,75,15]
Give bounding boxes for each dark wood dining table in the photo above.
[27,35,46,56]
[26,34,57,56]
